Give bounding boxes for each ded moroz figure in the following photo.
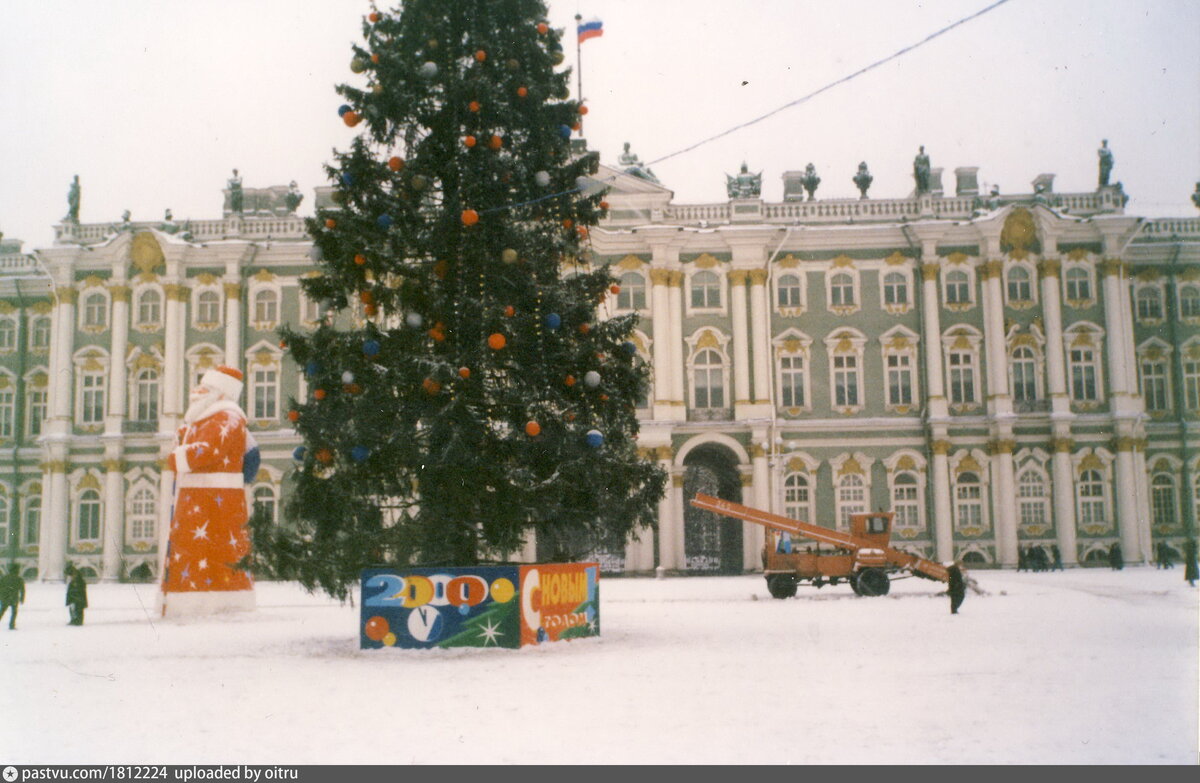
[159,366,256,617]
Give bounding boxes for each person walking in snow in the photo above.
[946,563,966,615]
[1184,539,1198,587]
[1017,546,1027,572]
[0,563,25,630]
[1051,544,1063,571]
[65,565,88,626]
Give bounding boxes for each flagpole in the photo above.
[574,13,583,135]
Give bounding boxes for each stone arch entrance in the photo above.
[682,444,744,574]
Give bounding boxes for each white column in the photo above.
[1039,259,1070,411]
[155,463,176,584]
[748,269,771,407]
[1133,443,1153,565]
[981,260,1010,413]
[101,454,124,581]
[748,447,769,571]
[668,474,685,571]
[40,458,68,581]
[931,440,954,562]
[1115,442,1141,561]
[728,270,751,406]
[654,450,674,571]
[48,284,76,424]
[667,272,685,405]
[106,283,131,428]
[1051,439,1079,565]
[920,263,946,410]
[649,270,672,418]
[162,280,186,425]
[992,440,1019,566]
[224,280,242,373]
[1100,260,1131,398]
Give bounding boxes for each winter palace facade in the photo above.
[2,161,1199,580]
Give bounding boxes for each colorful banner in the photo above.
[360,563,599,650]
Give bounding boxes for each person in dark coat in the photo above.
[1108,542,1124,571]
[1017,546,1027,572]
[1051,544,1063,571]
[1184,539,1198,587]
[65,566,88,626]
[0,563,25,630]
[946,563,966,615]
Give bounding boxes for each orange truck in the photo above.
[690,493,949,598]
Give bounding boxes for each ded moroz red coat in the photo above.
[161,399,255,614]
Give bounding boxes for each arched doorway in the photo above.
[682,444,744,574]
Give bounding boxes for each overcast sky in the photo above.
[1,0,1197,251]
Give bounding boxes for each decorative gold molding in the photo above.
[831,254,854,269]
[727,270,749,286]
[692,253,719,270]
[130,232,165,275]
[252,268,277,282]
[649,269,672,286]
[983,259,1005,280]
[748,269,769,286]
[1066,248,1090,262]
[748,443,766,459]
[654,445,674,461]
[616,254,646,271]
[1051,437,1074,453]
[740,474,754,487]
[885,251,907,266]
[1113,436,1136,452]
[1101,258,1124,277]
[164,284,190,302]
[777,254,800,269]
[1038,258,1061,279]
[945,252,969,266]
[102,459,126,473]
[672,474,685,488]
[988,439,1015,455]
[696,330,721,350]
[837,456,864,477]
[668,271,684,287]
[193,272,219,285]
[108,285,130,302]
[31,301,53,315]
[56,287,77,304]
[956,454,983,475]
[1135,268,1161,283]
[921,263,941,281]
[224,283,242,300]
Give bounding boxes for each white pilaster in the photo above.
[667,273,685,406]
[1114,444,1141,561]
[649,269,673,419]
[749,447,769,571]
[101,452,124,581]
[993,440,1019,565]
[931,441,954,562]
[40,458,69,581]
[920,262,947,410]
[162,275,185,425]
[106,280,131,431]
[1051,441,1079,565]
[224,279,242,374]
[668,474,685,570]
[1039,258,1070,411]
[748,269,771,409]
[981,259,1010,415]
[728,270,751,406]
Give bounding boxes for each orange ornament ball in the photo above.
[599,200,610,211]
[475,50,487,62]
[423,378,442,395]
[517,86,528,98]
[577,226,589,238]
[504,305,515,317]
[579,105,589,116]
[354,253,367,266]
[343,111,361,127]
[610,284,621,295]
[489,134,503,150]
[387,156,405,172]
[562,218,573,229]
[371,53,380,64]
[488,333,507,350]
[461,209,480,226]
[469,101,481,112]
[349,383,362,395]
[600,394,609,402]
[316,448,334,464]
[537,22,549,34]
[325,218,337,229]
[458,366,471,379]
[571,122,582,131]
[278,340,287,349]
[368,12,381,23]
[464,135,477,148]
[360,290,374,305]
[287,410,300,423]
[565,374,576,387]
[314,389,327,401]
[579,323,591,334]
[525,421,541,437]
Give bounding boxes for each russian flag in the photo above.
[577,18,603,43]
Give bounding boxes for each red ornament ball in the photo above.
[316,448,334,464]
[579,105,589,116]
[368,12,381,23]
[537,22,549,34]
[610,284,621,295]
[325,218,337,229]
[371,53,380,64]
[579,323,591,334]
[342,111,361,127]
[314,389,327,401]
[387,156,405,172]
[599,200,610,211]
[458,366,471,379]
[562,218,574,229]
[461,209,480,226]
[354,253,367,266]
[504,305,515,317]
[364,303,378,317]
[577,226,589,238]
[489,134,503,150]
[364,615,389,641]
[360,290,374,305]
[517,86,529,98]
[475,50,487,62]
[488,333,507,350]
[464,135,478,148]
[469,101,481,113]
[287,410,300,423]
[525,421,541,437]
[565,374,576,387]
[423,378,442,395]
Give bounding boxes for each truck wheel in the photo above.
[849,573,863,596]
[856,568,890,597]
[766,575,798,599]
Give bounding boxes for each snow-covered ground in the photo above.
[0,567,1195,764]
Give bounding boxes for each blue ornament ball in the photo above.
[559,124,572,139]
[586,429,604,448]
[545,313,562,330]
[363,339,381,356]
[350,445,370,463]
[376,214,393,229]
[292,446,307,461]
[338,104,352,117]
[622,341,637,355]
[305,360,322,377]
[341,173,355,187]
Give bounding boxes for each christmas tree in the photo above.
[251,0,666,599]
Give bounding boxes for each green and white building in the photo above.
[2,163,1198,580]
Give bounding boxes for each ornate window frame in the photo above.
[1134,279,1166,325]
[950,450,991,536]
[24,369,47,439]
[69,469,105,550]
[1137,337,1173,418]
[774,255,806,317]
[943,326,983,412]
[940,254,977,311]
[132,282,164,333]
[250,464,284,524]
[1014,448,1052,537]
[1182,338,1200,413]
[685,255,727,315]
[124,470,159,551]
[773,328,813,415]
[28,312,52,353]
[1179,277,1200,323]
[1071,448,1114,534]
[190,276,224,332]
[830,452,873,532]
[1064,322,1106,408]
[880,265,914,315]
[615,270,648,313]
[127,346,164,424]
[244,341,283,426]
[1007,328,1046,407]
[19,479,40,552]
[780,452,819,526]
[684,328,731,412]
[0,371,15,442]
[1148,456,1181,533]
[1004,261,1038,310]
[884,451,927,537]
[73,347,109,430]
[880,325,920,413]
[1062,255,1097,309]
[185,343,225,391]
[824,328,866,415]
[824,256,861,316]
[0,313,17,354]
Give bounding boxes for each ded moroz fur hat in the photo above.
[200,365,244,401]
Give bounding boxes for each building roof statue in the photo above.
[852,162,873,200]
[65,175,81,224]
[1098,140,1113,187]
[618,142,660,184]
[800,163,821,201]
[913,146,931,194]
[228,169,244,214]
[1192,181,1200,211]
[284,181,304,214]
[725,162,762,199]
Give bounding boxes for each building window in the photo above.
[1140,358,1170,413]
[616,272,646,310]
[1069,348,1099,402]
[29,317,51,350]
[253,485,278,523]
[692,349,724,409]
[829,273,855,308]
[129,487,157,542]
[1181,285,1200,318]
[1017,470,1049,529]
[948,351,977,404]
[883,272,908,307]
[26,388,46,437]
[886,353,914,407]
[783,473,812,524]
[136,289,162,326]
[1185,357,1200,411]
[1136,287,1163,321]
[1077,469,1107,527]
[1007,267,1033,304]
[1011,347,1039,403]
[955,472,984,530]
[250,367,279,420]
[892,472,920,529]
[0,320,15,351]
[1193,474,1200,528]
[1065,268,1092,302]
[83,293,107,329]
[76,488,101,542]
[133,368,160,422]
[196,290,221,325]
[80,371,106,424]
[777,273,803,308]
[833,353,859,407]
[23,496,40,547]
[780,354,805,408]
[0,495,8,548]
[945,270,970,305]
[1151,474,1178,528]
[0,387,14,439]
[253,289,279,325]
[836,474,866,532]
[690,271,721,310]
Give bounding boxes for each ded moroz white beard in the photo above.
[184,387,223,424]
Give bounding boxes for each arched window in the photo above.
[616,272,646,310]
[196,290,221,324]
[692,349,724,409]
[1011,346,1039,402]
[836,474,866,532]
[137,289,162,326]
[882,272,908,306]
[253,485,278,523]
[945,270,970,305]
[133,368,160,422]
[777,273,803,308]
[1181,285,1200,318]
[0,320,15,350]
[955,472,984,530]
[76,488,101,542]
[23,496,40,547]
[779,354,805,407]
[129,487,156,542]
[1151,474,1178,528]
[1077,469,1108,527]
[783,473,812,524]
[1017,469,1049,529]
[1136,287,1163,320]
[29,316,51,350]
[1007,267,1032,303]
[1140,356,1170,413]
[253,289,279,324]
[829,273,855,307]
[690,271,720,309]
[1065,267,1092,302]
[892,472,921,530]
[83,293,108,329]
